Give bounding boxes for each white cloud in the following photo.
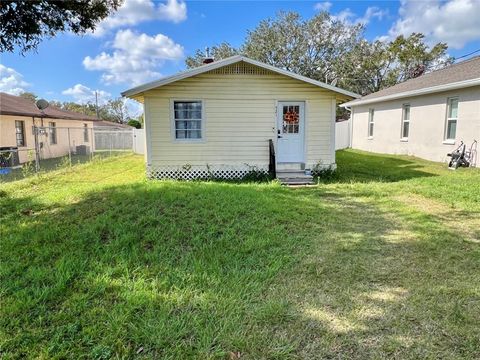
[62,84,143,116]
[125,99,143,117]
[62,84,111,105]
[314,2,332,12]
[0,64,30,95]
[332,8,356,23]
[358,7,388,25]
[387,0,480,49]
[83,29,184,85]
[92,0,187,37]
[158,0,187,23]
[332,6,387,25]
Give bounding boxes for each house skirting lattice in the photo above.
[147,164,269,180]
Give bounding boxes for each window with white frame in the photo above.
[401,104,410,139]
[445,97,458,140]
[368,109,374,138]
[173,101,203,140]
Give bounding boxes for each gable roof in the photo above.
[343,56,480,107]
[121,55,360,99]
[0,92,98,121]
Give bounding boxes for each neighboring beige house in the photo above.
[0,92,97,164]
[122,55,358,182]
[342,56,480,167]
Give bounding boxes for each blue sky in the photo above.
[2,0,480,114]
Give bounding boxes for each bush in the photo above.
[312,163,337,181]
[127,119,141,129]
[242,168,272,182]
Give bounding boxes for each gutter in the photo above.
[341,78,480,108]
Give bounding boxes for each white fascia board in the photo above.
[121,55,360,99]
[341,78,480,108]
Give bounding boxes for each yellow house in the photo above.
[0,92,97,164]
[122,56,358,183]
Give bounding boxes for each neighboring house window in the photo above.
[49,122,57,145]
[368,109,374,138]
[83,124,89,142]
[401,104,410,140]
[445,97,458,140]
[173,101,203,140]
[15,120,26,147]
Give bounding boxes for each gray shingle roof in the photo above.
[344,56,480,106]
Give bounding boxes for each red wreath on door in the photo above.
[284,110,299,124]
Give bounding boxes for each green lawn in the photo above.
[1,150,479,359]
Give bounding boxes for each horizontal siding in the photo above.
[144,71,336,167]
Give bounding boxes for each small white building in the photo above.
[342,56,480,167]
[122,55,358,181]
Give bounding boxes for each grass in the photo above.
[0,151,131,183]
[1,150,479,359]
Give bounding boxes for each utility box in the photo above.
[0,147,20,167]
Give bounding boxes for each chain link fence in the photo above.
[0,125,137,182]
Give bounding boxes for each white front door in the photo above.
[277,102,305,163]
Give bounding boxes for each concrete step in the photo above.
[276,171,312,179]
[279,178,316,186]
[277,162,304,171]
[277,170,314,185]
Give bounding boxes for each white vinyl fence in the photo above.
[94,129,133,151]
[335,119,351,150]
[132,128,145,154]
[92,127,145,155]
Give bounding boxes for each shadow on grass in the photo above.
[1,181,479,358]
[330,150,439,183]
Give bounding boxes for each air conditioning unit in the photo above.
[0,147,20,168]
[76,145,91,155]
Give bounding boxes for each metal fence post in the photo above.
[33,125,40,172]
[90,127,94,161]
[67,127,72,166]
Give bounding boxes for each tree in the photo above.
[243,11,364,83]
[187,12,364,84]
[127,119,141,129]
[389,33,451,82]
[105,98,130,123]
[61,101,97,117]
[19,92,38,102]
[336,34,452,95]
[186,12,451,96]
[0,0,121,54]
[185,42,238,68]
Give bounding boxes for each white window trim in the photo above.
[170,99,206,143]
[444,97,458,141]
[367,108,374,139]
[400,104,410,141]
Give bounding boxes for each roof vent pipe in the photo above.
[202,47,214,64]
